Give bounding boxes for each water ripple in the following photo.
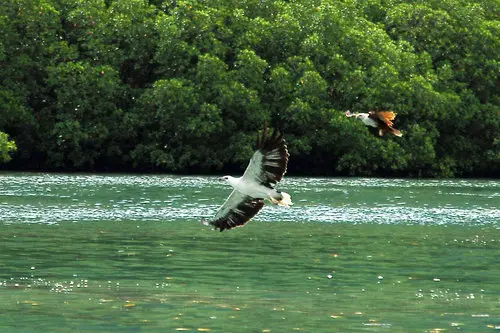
[0,173,498,226]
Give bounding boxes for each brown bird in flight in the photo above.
[346,110,402,137]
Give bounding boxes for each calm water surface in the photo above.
[0,173,499,332]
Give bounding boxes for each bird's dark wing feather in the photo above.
[208,190,265,232]
[242,122,289,188]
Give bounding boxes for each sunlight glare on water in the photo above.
[0,173,498,226]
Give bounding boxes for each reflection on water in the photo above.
[0,173,499,332]
[0,173,498,225]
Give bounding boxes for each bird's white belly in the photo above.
[362,117,378,128]
[234,180,273,199]
[361,117,377,127]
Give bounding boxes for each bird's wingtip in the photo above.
[202,218,225,231]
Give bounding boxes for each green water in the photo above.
[0,173,499,332]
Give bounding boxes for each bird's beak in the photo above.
[219,177,225,181]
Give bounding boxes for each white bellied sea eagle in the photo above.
[203,122,292,231]
[346,110,402,137]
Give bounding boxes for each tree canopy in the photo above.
[1,0,499,177]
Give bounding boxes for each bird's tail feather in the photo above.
[390,128,402,137]
[276,192,292,207]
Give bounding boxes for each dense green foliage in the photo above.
[0,0,498,177]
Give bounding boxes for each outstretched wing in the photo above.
[242,122,289,188]
[372,111,397,126]
[208,190,265,232]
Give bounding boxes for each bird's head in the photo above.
[220,175,237,187]
[346,110,365,119]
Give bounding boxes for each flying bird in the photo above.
[203,122,292,232]
[346,110,402,137]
